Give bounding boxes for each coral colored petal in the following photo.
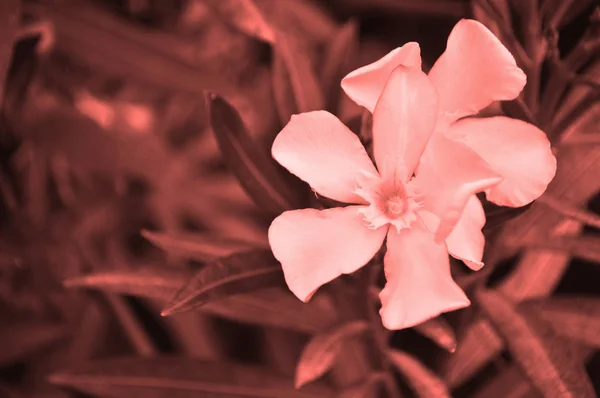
[379,222,470,330]
[272,111,378,204]
[341,43,422,113]
[428,19,526,123]
[416,133,502,242]
[269,206,387,302]
[372,66,439,181]
[448,117,557,207]
[446,195,486,271]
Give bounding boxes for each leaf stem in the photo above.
[539,26,600,128]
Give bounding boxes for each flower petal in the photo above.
[379,222,470,330]
[272,111,378,204]
[428,19,526,123]
[373,65,439,182]
[341,43,422,113]
[447,117,557,207]
[416,133,502,242]
[446,195,486,271]
[269,206,387,302]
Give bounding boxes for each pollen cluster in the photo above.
[354,170,423,232]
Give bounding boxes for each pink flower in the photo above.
[342,19,557,268]
[268,64,505,330]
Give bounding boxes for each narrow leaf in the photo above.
[16,109,120,176]
[472,366,538,398]
[445,146,600,386]
[206,92,303,215]
[520,296,600,348]
[204,0,276,44]
[476,289,595,398]
[480,196,533,232]
[537,194,600,230]
[0,321,67,366]
[26,2,237,95]
[413,317,457,353]
[522,234,600,263]
[65,269,334,333]
[295,320,369,388]
[0,0,19,108]
[142,230,260,263]
[206,287,337,333]
[442,319,504,387]
[319,20,359,113]
[64,268,188,302]
[49,357,333,398]
[162,249,284,316]
[337,373,385,398]
[275,32,325,113]
[272,46,298,125]
[388,349,451,398]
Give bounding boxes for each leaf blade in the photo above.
[388,349,451,398]
[142,230,260,263]
[0,321,67,366]
[476,289,596,398]
[520,296,600,348]
[64,268,187,302]
[206,92,303,215]
[204,0,276,44]
[0,0,19,109]
[49,357,334,398]
[161,249,285,316]
[295,320,369,388]
[413,317,457,353]
[275,32,325,114]
[319,20,359,113]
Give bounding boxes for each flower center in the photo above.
[354,171,423,232]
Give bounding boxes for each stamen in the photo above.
[354,169,423,232]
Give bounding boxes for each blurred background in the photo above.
[0,0,598,397]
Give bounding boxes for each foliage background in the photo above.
[0,0,598,397]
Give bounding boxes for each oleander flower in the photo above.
[268,65,505,330]
[341,19,557,268]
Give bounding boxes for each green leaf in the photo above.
[142,230,260,263]
[388,349,451,398]
[206,287,337,333]
[444,146,600,387]
[337,374,383,398]
[476,289,596,398]
[0,321,67,366]
[271,46,298,125]
[0,0,19,109]
[471,366,537,398]
[442,318,504,388]
[319,20,359,113]
[413,317,457,353]
[275,32,325,114]
[479,195,533,232]
[521,235,600,263]
[49,357,334,398]
[206,92,303,215]
[204,0,276,44]
[520,296,600,348]
[64,268,187,302]
[25,2,238,95]
[295,320,369,388]
[161,249,285,316]
[15,108,120,176]
[63,269,336,333]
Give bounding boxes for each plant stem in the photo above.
[326,270,402,397]
[539,29,600,128]
[521,0,543,115]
